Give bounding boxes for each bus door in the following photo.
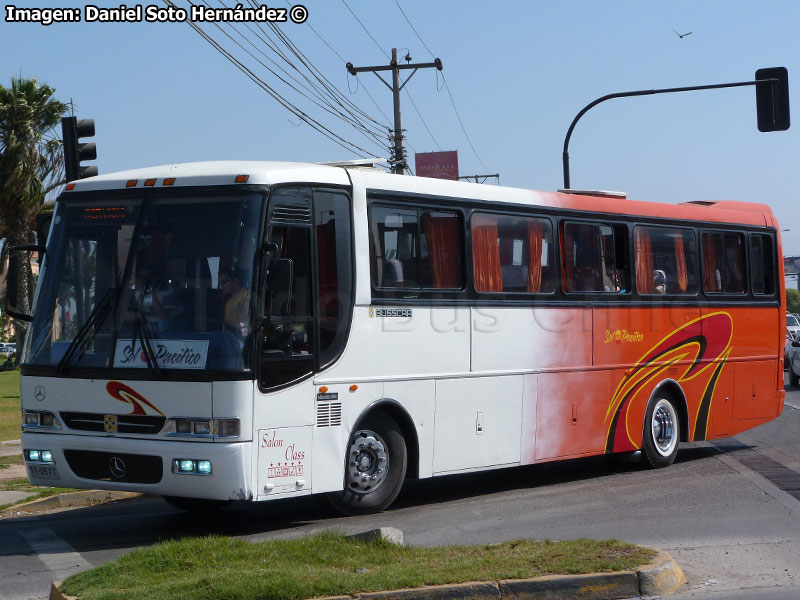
[253,187,353,498]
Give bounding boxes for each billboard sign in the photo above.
[415,151,458,180]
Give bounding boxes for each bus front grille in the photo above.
[60,412,166,434]
[64,450,163,484]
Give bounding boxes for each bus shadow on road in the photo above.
[1,444,723,557]
[390,443,718,511]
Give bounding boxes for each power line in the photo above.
[162,0,380,158]
[198,1,385,147]
[394,0,492,173]
[340,0,441,153]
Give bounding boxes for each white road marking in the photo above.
[785,400,800,410]
[18,527,92,575]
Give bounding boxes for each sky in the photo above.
[2,0,799,253]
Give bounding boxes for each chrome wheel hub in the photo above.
[652,399,677,457]
[345,430,389,495]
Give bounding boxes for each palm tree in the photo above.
[0,76,68,342]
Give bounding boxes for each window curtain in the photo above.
[673,231,688,292]
[527,219,544,293]
[702,234,720,292]
[635,227,654,294]
[472,214,503,292]
[422,212,462,288]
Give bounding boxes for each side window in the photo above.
[315,191,352,367]
[701,231,746,294]
[260,187,315,389]
[750,234,775,296]
[634,226,698,295]
[471,212,555,293]
[562,222,628,293]
[370,204,463,292]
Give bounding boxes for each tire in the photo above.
[162,496,231,513]
[328,411,407,516]
[641,396,680,469]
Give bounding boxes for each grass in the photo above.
[0,477,80,511]
[0,369,21,442]
[0,369,82,511]
[60,531,655,600]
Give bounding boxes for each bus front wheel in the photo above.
[328,411,407,516]
[641,396,680,469]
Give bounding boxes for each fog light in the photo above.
[197,460,212,474]
[27,450,40,462]
[40,450,53,463]
[179,459,195,472]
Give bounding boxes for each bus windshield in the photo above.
[25,191,263,374]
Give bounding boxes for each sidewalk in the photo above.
[0,439,36,506]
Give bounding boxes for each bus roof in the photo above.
[64,160,775,228]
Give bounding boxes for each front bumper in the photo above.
[21,432,253,501]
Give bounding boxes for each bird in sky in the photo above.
[673,29,693,39]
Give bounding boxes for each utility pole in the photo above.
[347,48,443,174]
[458,173,500,184]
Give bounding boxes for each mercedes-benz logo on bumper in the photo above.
[109,456,127,479]
[33,386,46,402]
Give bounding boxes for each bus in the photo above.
[18,160,785,514]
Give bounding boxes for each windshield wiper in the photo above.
[127,280,163,378]
[56,286,119,375]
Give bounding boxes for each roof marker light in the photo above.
[144,178,156,187]
[65,183,76,191]
[126,180,137,188]
[235,175,249,183]
[163,177,176,186]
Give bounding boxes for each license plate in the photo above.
[28,464,59,480]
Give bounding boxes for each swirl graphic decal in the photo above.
[605,312,733,453]
[106,381,165,416]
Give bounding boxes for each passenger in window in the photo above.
[220,268,250,338]
[654,270,666,294]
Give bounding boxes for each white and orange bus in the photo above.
[19,161,785,513]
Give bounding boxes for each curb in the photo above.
[4,490,142,515]
[49,549,685,600]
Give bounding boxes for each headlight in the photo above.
[163,418,239,438]
[21,410,61,430]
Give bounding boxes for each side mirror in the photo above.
[5,254,33,322]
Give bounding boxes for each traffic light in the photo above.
[755,67,790,132]
[62,116,98,181]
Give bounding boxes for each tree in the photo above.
[0,76,68,343]
[786,288,800,315]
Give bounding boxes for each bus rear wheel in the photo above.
[641,396,680,469]
[163,496,231,513]
[328,411,407,516]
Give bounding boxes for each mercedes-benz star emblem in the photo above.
[33,386,46,402]
[109,456,127,479]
